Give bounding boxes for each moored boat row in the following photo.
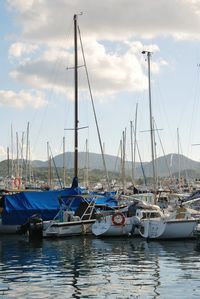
[2,183,200,242]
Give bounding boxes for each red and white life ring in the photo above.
[14,178,21,189]
[112,212,126,226]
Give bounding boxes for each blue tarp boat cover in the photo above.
[1,187,117,225]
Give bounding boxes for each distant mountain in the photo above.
[135,153,200,178]
[31,160,47,168]
[32,152,200,179]
[1,152,200,179]
[32,152,142,173]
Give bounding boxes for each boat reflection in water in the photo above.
[0,236,200,298]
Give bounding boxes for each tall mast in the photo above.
[122,129,126,193]
[177,128,181,190]
[28,141,32,184]
[47,141,51,188]
[11,124,13,177]
[120,139,123,188]
[142,51,156,198]
[20,132,24,180]
[16,132,19,178]
[130,121,134,184]
[25,122,30,184]
[134,103,138,185]
[7,147,10,177]
[63,136,66,187]
[153,117,158,187]
[74,14,78,179]
[131,103,138,186]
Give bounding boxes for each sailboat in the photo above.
[41,14,118,238]
[137,52,200,240]
[0,15,117,236]
[138,201,200,240]
[92,199,163,237]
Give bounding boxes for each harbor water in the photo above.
[0,235,200,298]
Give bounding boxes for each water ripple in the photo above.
[0,236,200,298]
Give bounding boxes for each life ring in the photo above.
[14,178,21,188]
[112,212,126,226]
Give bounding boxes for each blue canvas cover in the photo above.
[2,187,83,225]
[1,187,117,225]
[93,192,117,206]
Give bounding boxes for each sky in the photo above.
[1,0,200,163]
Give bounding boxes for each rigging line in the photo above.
[49,145,63,189]
[78,25,111,191]
[154,121,172,179]
[132,125,147,186]
[136,140,147,186]
[114,141,122,174]
[179,133,189,180]
[177,131,187,179]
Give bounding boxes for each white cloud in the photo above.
[6,0,200,43]
[9,42,38,58]
[4,0,196,100]
[7,0,34,13]
[9,40,150,97]
[0,90,48,108]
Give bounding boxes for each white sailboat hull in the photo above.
[43,219,95,238]
[92,215,139,237]
[139,218,198,240]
